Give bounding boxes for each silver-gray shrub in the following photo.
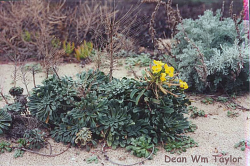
[171,10,249,93]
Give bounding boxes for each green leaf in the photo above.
[136,89,146,105]
[130,89,139,99]
[151,98,160,104]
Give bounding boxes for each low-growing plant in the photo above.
[3,102,27,115]
[51,124,82,145]
[2,87,28,115]
[86,155,98,164]
[114,49,138,58]
[164,136,198,154]
[125,53,151,69]
[14,149,24,158]
[51,37,61,49]
[0,141,12,154]
[23,128,46,150]
[9,87,24,97]
[184,122,198,133]
[97,100,135,149]
[227,111,239,118]
[201,97,214,105]
[216,96,229,103]
[188,106,206,118]
[63,40,75,56]
[74,41,93,60]
[14,138,26,158]
[227,103,237,110]
[234,140,250,151]
[28,75,80,124]
[126,136,157,159]
[27,60,192,155]
[22,30,32,42]
[75,127,92,146]
[74,127,97,151]
[0,109,12,134]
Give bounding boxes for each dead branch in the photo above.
[12,143,71,157]
[20,65,30,97]
[0,91,9,104]
[180,22,208,83]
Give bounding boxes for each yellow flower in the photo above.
[153,60,164,66]
[183,83,188,89]
[169,72,174,77]
[164,64,175,77]
[152,65,162,73]
[169,66,174,73]
[179,79,188,89]
[164,64,169,72]
[169,67,175,77]
[160,73,166,82]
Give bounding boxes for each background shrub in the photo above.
[171,10,249,93]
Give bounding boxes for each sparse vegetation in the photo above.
[125,53,152,69]
[234,140,250,151]
[0,0,249,164]
[187,106,206,118]
[227,110,239,117]
[201,97,214,105]
[126,136,157,159]
[74,41,93,60]
[164,136,198,154]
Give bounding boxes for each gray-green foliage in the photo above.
[125,53,151,69]
[187,106,205,118]
[28,69,191,152]
[234,140,249,151]
[23,128,46,150]
[28,75,80,124]
[86,155,98,164]
[5,87,28,115]
[126,136,157,159]
[172,10,249,92]
[0,109,12,134]
[0,141,12,154]
[164,136,198,154]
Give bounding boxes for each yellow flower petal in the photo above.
[184,82,188,89]
[153,60,164,66]
[164,64,169,73]
[169,72,174,77]
[160,73,166,82]
[169,67,174,73]
[152,65,162,73]
[180,82,184,88]
[179,80,188,89]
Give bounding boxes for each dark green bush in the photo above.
[28,75,80,125]
[171,10,249,93]
[9,87,24,97]
[4,87,28,115]
[23,128,46,150]
[28,69,191,151]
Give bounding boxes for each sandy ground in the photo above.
[0,61,250,166]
